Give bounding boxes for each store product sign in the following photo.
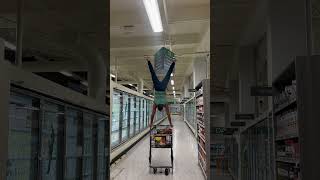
[235,113,255,120]
[250,86,273,96]
[212,127,226,134]
[212,127,238,135]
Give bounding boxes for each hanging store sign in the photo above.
[251,86,273,96]
[235,113,255,120]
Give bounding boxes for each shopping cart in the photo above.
[149,125,173,176]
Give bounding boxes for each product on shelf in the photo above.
[274,80,297,110]
[276,108,298,138]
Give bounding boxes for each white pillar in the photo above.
[88,54,106,104]
[138,79,144,93]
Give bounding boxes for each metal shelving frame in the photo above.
[195,79,210,180]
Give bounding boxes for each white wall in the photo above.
[267,0,308,80]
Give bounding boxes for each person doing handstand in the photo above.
[146,57,175,128]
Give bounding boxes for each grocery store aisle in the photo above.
[110,115,205,180]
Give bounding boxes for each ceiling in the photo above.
[110,0,210,98]
[0,0,109,71]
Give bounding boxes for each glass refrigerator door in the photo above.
[111,91,121,147]
[138,98,142,132]
[97,116,107,180]
[145,100,149,128]
[141,99,145,130]
[7,92,39,180]
[65,108,81,180]
[135,97,140,134]
[129,96,135,137]
[121,93,129,142]
[83,113,94,180]
[40,101,64,180]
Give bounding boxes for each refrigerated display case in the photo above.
[6,87,109,180]
[184,97,196,131]
[40,101,64,180]
[82,113,94,180]
[97,116,108,180]
[65,108,82,180]
[111,91,121,147]
[129,95,135,137]
[121,93,129,142]
[135,97,140,134]
[140,99,145,130]
[7,92,40,180]
[110,88,155,149]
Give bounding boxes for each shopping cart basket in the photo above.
[149,125,173,176]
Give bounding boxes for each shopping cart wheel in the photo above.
[153,168,157,174]
[165,168,169,176]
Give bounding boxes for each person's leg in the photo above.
[149,104,157,128]
[161,62,175,88]
[165,104,173,127]
[147,61,160,85]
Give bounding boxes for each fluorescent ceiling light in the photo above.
[173,91,176,94]
[171,80,174,85]
[60,71,73,77]
[129,84,133,86]
[143,0,163,32]
[172,87,175,90]
[111,74,116,78]
[171,73,173,77]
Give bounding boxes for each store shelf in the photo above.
[275,133,299,141]
[197,121,204,128]
[276,157,299,164]
[196,93,203,98]
[199,157,207,180]
[198,133,206,143]
[198,142,206,155]
[195,79,210,180]
[274,99,297,115]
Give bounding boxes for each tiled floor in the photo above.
[110,115,205,180]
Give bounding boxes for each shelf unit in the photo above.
[273,62,300,180]
[184,96,197,135]
[195,79,210,180]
